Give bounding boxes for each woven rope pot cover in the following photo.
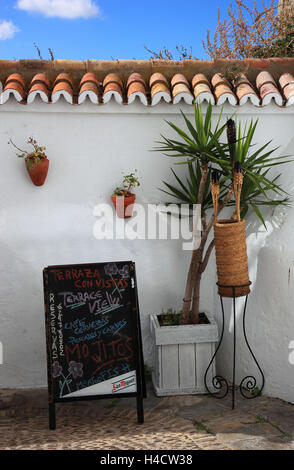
[214,218,250,297]
[211,165,250,298]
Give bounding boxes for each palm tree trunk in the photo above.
[180,250,199,324]
[180,185,234,325]
[180,161,208,325]
[191,273,201,324]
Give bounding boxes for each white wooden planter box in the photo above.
[150,313,218,396]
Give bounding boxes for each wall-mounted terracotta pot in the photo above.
[25,157,49,186]
[111,193,136,218]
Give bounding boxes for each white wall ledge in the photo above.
[0,101,294,116]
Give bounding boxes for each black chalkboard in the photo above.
[43,261,145,429]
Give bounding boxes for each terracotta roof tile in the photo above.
[127,72,146,90]
[1,73,25,104]
[127,73,148,105]
[27,73,50,104]
[256,70,276,89]
[79,82,99,104]
[256,71,283,106]
[171,73,189,88]
[171,73,193,104]
[149,72,169,88]
[211,73,237,106]
[0,58,294,108]
[52,73,73,104]
[103,73,123,89]
[80,72,100,87]
[28,83,49,104]
[103,74,123,104]
[233,74,259,106]
[78,73,100,104]
[30,73,50,89]
[53,72,73,88]
[192,73,215,104]
[6,73,25,88]
[149,73,171,106]
[279,73,294,106]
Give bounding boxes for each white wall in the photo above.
[0,99,293,403]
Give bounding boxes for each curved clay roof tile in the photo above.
[78,72,100,104]
[103,73,123,89]
[279,73,294,106]
[171,73,192,104]
[279,73,294,89]
[128,82,148,105]
[149,73,169,88]
[103,81,123,104]
[79,72,100,88]
[150,82,171,106]
[52,80,73,104]
[27,83,49,104]
[192,73,210,89]
[256,71,282,106]
[233,74,259,106]
[127,72,146,90]
[78,82,99,104]
[211,73,236,105]
[5,73,25,88]
[211,73,231,89]
[192,74,215,104]
[256,71,276,90]
[30,73,50,89]
[27,73,50,104]
[1,73,25,103]
[171,73,189,89]
[53,73,73,88]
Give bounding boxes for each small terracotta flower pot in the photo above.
[25,157,49,186]
[111,193,136,218]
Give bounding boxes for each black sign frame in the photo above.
[43,261,145,430]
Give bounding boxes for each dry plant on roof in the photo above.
[145,1,294,60]
[144,44,197,60]
[203,0,294,59]
[155,103,291,325]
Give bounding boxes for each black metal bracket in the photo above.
[204,282,265,410]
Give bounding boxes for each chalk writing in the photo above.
[58,290,123,315]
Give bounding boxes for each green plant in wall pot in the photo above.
[149,103,291,396]
[111,171,140,218]
[9,137,49,186]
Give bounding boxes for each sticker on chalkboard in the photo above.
[60,371,137,398]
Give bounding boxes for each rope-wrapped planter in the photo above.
[214,219,250,297]
[211,162,250,298]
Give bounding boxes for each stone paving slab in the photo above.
[0,384,293,450]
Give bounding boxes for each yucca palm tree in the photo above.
[155,103,291,325]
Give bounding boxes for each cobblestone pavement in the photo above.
[0,383,293,450]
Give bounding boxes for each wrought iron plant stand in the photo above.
[205,164,265,409]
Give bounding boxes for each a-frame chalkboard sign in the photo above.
[43,261,145,430]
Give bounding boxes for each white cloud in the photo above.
[0,20,19,40]
[16,0,100,19]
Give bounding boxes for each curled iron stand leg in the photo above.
[239,295,265,399]
[204,296,230,400]
[204,282,264,410]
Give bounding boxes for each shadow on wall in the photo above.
[215,136,294,397]
[247,134,294,301]
[0,240,47,387]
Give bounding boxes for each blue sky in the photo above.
[0,0,275,61]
